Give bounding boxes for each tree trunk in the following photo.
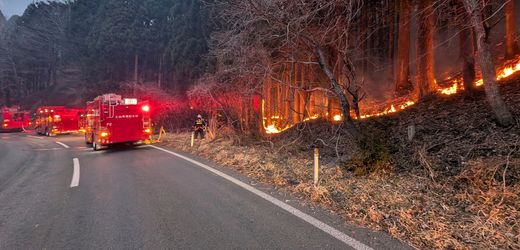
[300,63,307,119]
[459,24,477,93]
[388,0,397,63]
[464,0,514,126]
[292,63,300,124]
[395,0,413,95]
[505,0,519,59]
[133,52,139,95]
[264,77,272,125]
[283,69,290,124]
[158,55,163,88]
[134,52,139,82]
[416,0,436,99]
[316,47,359,137]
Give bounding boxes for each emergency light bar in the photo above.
[123,98,138,105]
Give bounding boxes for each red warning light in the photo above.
[142,105,150,112]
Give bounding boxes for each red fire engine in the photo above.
[0,106,30,132]
[84,94,152,150]
[35,106,84,136]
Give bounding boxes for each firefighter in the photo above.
[193,114,207,140]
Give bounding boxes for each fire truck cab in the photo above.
[1,106,30,132]
[84,94,152,150]
[35,106,84,136]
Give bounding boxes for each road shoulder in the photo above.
[154,141,411,250]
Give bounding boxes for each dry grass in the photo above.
[159,78,520,249]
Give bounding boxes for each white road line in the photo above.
[149,145,373,250]
[33,148,65,151]
[56,141,70,149]
[70,158,80,188]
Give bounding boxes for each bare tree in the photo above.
[209,0,364,137]
[463,0,514,126]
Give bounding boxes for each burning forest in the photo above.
[261,55,520,134]
[1,0,520,249]
[191,0,520,139]
[179,0,520,248]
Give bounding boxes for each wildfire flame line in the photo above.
[264,57,520,134]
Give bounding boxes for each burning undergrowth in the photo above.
[161,75,520,249]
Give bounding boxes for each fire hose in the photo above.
[150,126,166,143]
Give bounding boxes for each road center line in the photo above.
[70,158,80,188]
[149,145,373,250]
[56,141,70,149]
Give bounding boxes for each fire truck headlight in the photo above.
[144,128,151,134]
[3,123,8,128]
[100,132,109,138]
[141,105,150,112]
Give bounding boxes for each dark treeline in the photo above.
[0,0,212,105]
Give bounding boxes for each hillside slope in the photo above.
[163,74,520,249]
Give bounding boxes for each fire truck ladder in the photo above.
[106,94,119,119]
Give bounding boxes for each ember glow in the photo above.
[263,56,520,134]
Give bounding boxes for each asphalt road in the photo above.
[0,133,411,250]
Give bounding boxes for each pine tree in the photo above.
[395,0,412,95]
[416,0,436,99]
[87,0,145,82]
[168,0,211,90]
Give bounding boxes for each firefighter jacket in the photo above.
[194,118,207,131]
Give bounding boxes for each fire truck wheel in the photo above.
[93,141,98,151]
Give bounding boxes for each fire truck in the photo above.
[35,106,84,136]
[84,94,152,150]
[0,106,30,132]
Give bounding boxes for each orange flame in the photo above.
[263,56,520,134]
[497,59,520,80]
[439,80,461,95]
